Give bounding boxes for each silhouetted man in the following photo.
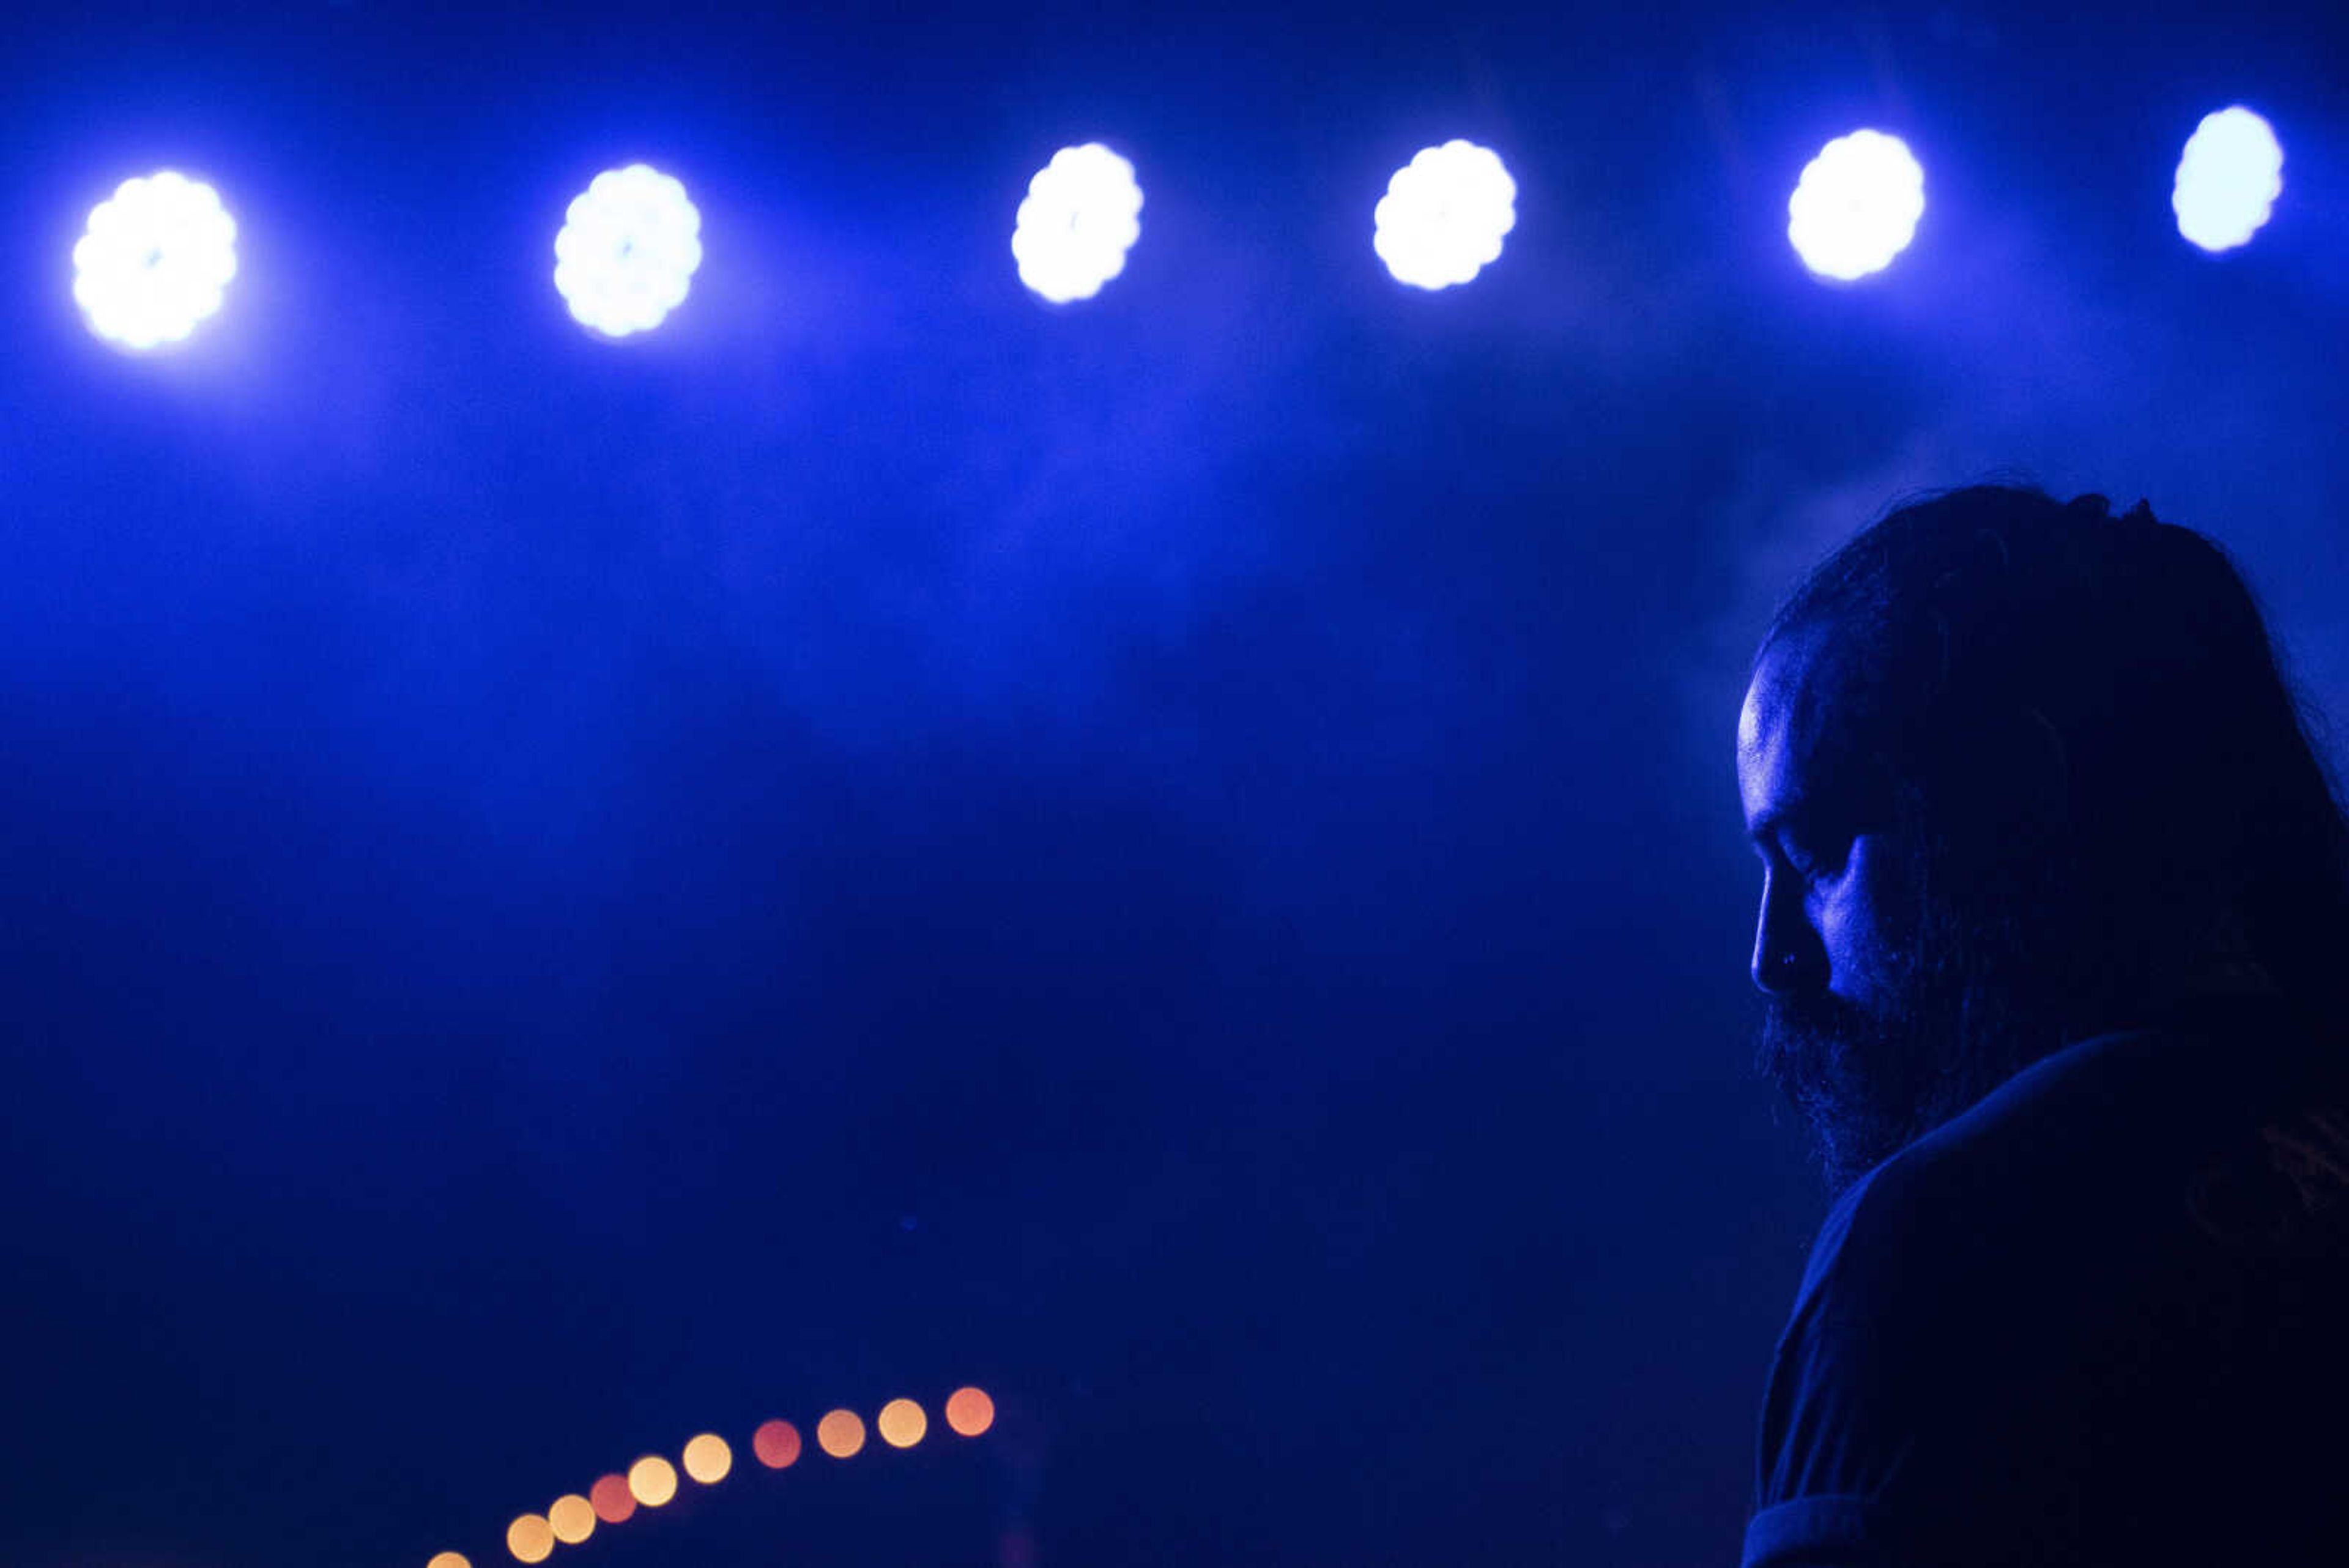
[1737,486,2349,1566]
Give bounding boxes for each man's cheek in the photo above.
[1821,879,1910,1009]
[1814,890,1874,997]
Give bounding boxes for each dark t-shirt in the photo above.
[1743,989,2349,1567]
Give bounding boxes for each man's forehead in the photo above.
[1740,628,1858,820]
[1741,631,1828,759]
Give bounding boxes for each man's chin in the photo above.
[1800,1101,1916,1196]
[1757,1013,1932,1194]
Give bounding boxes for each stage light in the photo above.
[1787,129,1925,282]
[552,164,702,338]
[816,1408,867,1458]
[1011,143,1143,303]
[72,171,237,351]
[588,1474,636,1524]
[2173,106,2282,253]
[505,1514,554,1565]
[877,1398,927,1448]
[626,1454,679,1507]
[681,1432,732,1484]
[752,1419,803,1469]
[944,1386,996,1437]
[427,1554,471,1568]
[1373,140,1517,291]
[547,1494,595,1545]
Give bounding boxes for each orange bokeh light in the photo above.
[547,1494,596,1545]
[877,1397,927,1449]
[506,1514,555,1564]
[427,1554,472,1568]
[589,1473,637,1524]
[816,1408,867,1458]
[752,1419,803,1469]
[628,1454,680,1507]
[945,1386,996,1437]
[681,1432,733,1484]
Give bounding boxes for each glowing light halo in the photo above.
[1787,128,1926,282]
[2173,106,2283,253]
[816,1408,868,1458]
[1372,140,1517,291]
[588,1474,636,1524]
[72,170,238,351]
[752,1419,803,1469]
[681,1432,733,1484]
[877,1397,928,1448]
[505,1514,554,1565]
[546,1495,595,1545]
[552,163,703,338]
[626,1453,679,1507]
[944,1386,996,1437]
[1011,142,1143,303]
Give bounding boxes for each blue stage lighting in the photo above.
[1011,144,1143,303]
[1787,130,1924,283]
[553,165,703,338]
[2173,107,2282,253]
[1372,141,1516,291]
[72,171,237,351]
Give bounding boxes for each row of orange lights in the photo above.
[424,1386,996,1567]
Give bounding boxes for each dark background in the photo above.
[3,2,2345,1564]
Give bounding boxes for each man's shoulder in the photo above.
[1812,992,2331,1323]
[1825,1028,2158,1268]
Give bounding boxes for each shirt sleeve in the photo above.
[1740,1156,2046,1568]
[1742,1169,1913,1567]
[1742,1495,1887,1567]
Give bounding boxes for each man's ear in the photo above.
[1929,703,2071,847]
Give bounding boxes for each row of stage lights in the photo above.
[421,1386,998,1568]
[74,106,2286,353]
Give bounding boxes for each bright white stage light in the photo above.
[553,165,703,338]
[1012,144,1143,303]
[1787,129,1925,283]
[72,171,237,351]
[2173,106,2283,253]
[1373,140,1516,291]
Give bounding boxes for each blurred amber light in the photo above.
[547,1493,596,1545]
[944,1386,996,1437]
[816,1408,866,1458]
[427,1554,471,1568]
[752,1419,803,1469]
[628,1454,680,1507]
[877,1397,927,1448]
[506,1514,555,1564]
[681,1432,733,1484]
[589,1473,636,1523]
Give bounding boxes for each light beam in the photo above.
[553,164,703,338]
[1787,129,1925,282]
[72,171,237,350]
[1012,143,1143,303]
[2173,106,2283,253]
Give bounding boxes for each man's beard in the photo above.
[1756,887,2058,1195]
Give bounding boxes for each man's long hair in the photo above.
[1761,484,2349,1055]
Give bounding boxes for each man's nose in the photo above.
[1751,880,1823,995]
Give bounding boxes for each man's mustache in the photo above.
[1756,991,1876,1074]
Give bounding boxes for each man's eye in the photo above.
[1783,837,1846,883]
